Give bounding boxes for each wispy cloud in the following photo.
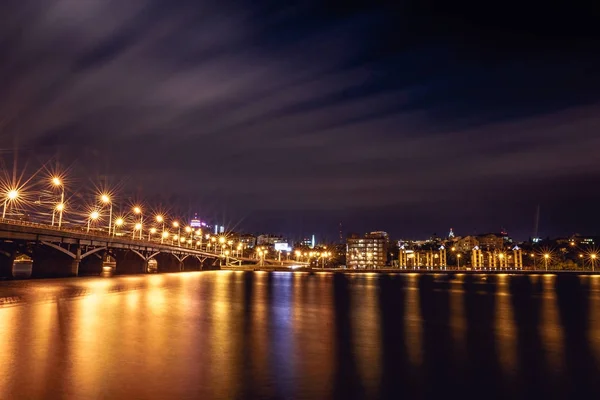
[1,0,599,236]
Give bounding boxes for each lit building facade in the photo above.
[257,234,285,246]
[347,232,388,269]
[239,234,257,249]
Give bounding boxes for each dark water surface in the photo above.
[2,271,600,399]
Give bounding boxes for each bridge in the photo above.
[0,220,301,279]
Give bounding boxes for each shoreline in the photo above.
[222,266,600,275]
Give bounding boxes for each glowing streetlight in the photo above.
[544,253,550,271]
[87,210,100,233]
[321,251,331,268]
[161,231,169,243]
[2,189,19,219]
[51,177,65,228]
[173,221,181,246]
[100,194,112,236]
[133,222,142,239]
[114,217,124,236]
[133,206,143,239]
[156,215,165,242]
[591,253,598,272]
[457,253,462,269]
[149,227,157,241]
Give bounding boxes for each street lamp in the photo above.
[100,194,112,236]
[161,230,169,243]
[544,253,550,271]
[2,189,19,219]
[591,254,597,272]
[51,177,65,228]
[114,217,124,236]
[133,206,143,239]
[87,210,100,233]
[149,227,157,241]
[156,215,165,242]
[457,253,462,269]
[173,221,181,246]
[219,236,226,254]
[133,222,142,239]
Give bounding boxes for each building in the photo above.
[455,235,479,252]
[476,233,504,250]
[346,232,389,269]
[239,234,257,249]
[257,234,285,246]
[301,235,316,248]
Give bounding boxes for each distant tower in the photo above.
[448,228,455,239]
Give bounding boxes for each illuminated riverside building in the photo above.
[347,232,388,269]
[399,246,447,269]
[472,246,523,269]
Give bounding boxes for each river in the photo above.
[1,271,600,399]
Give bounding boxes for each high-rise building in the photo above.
[346,231,389,269]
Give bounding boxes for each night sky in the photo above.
[0,1,599,241]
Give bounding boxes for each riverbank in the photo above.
[221,266,600,275]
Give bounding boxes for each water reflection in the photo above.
[1,272,600,399]
[495,274,517,378]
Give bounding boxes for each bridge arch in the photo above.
[181,254,202,271]
[40,241,76,259]
[154,252,183,273]
[81,246,107,259]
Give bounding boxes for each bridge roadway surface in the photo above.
[0,220,300,278]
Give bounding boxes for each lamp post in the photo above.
[196,229,203,248]
[133,223,142,239]
[51,177,65,228]
[185,226,192,243]
[55,203,65,229]
[544,253,549,271]
[156,215,165,243]
[101,194,112,236]
[87,210,100,233]
[149,227,157,241]
[211,237,217,253]
[133,206,142,239]
[161,230,169,244]
[457,253,462,269]
[219,236,226,255]
[114,217,124,236]
[173,221,180,247]
[2,189,19,219]
[592,254,597,272]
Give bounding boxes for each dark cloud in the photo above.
[0,0,599,239]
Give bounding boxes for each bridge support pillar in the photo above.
[71,247,81,277]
